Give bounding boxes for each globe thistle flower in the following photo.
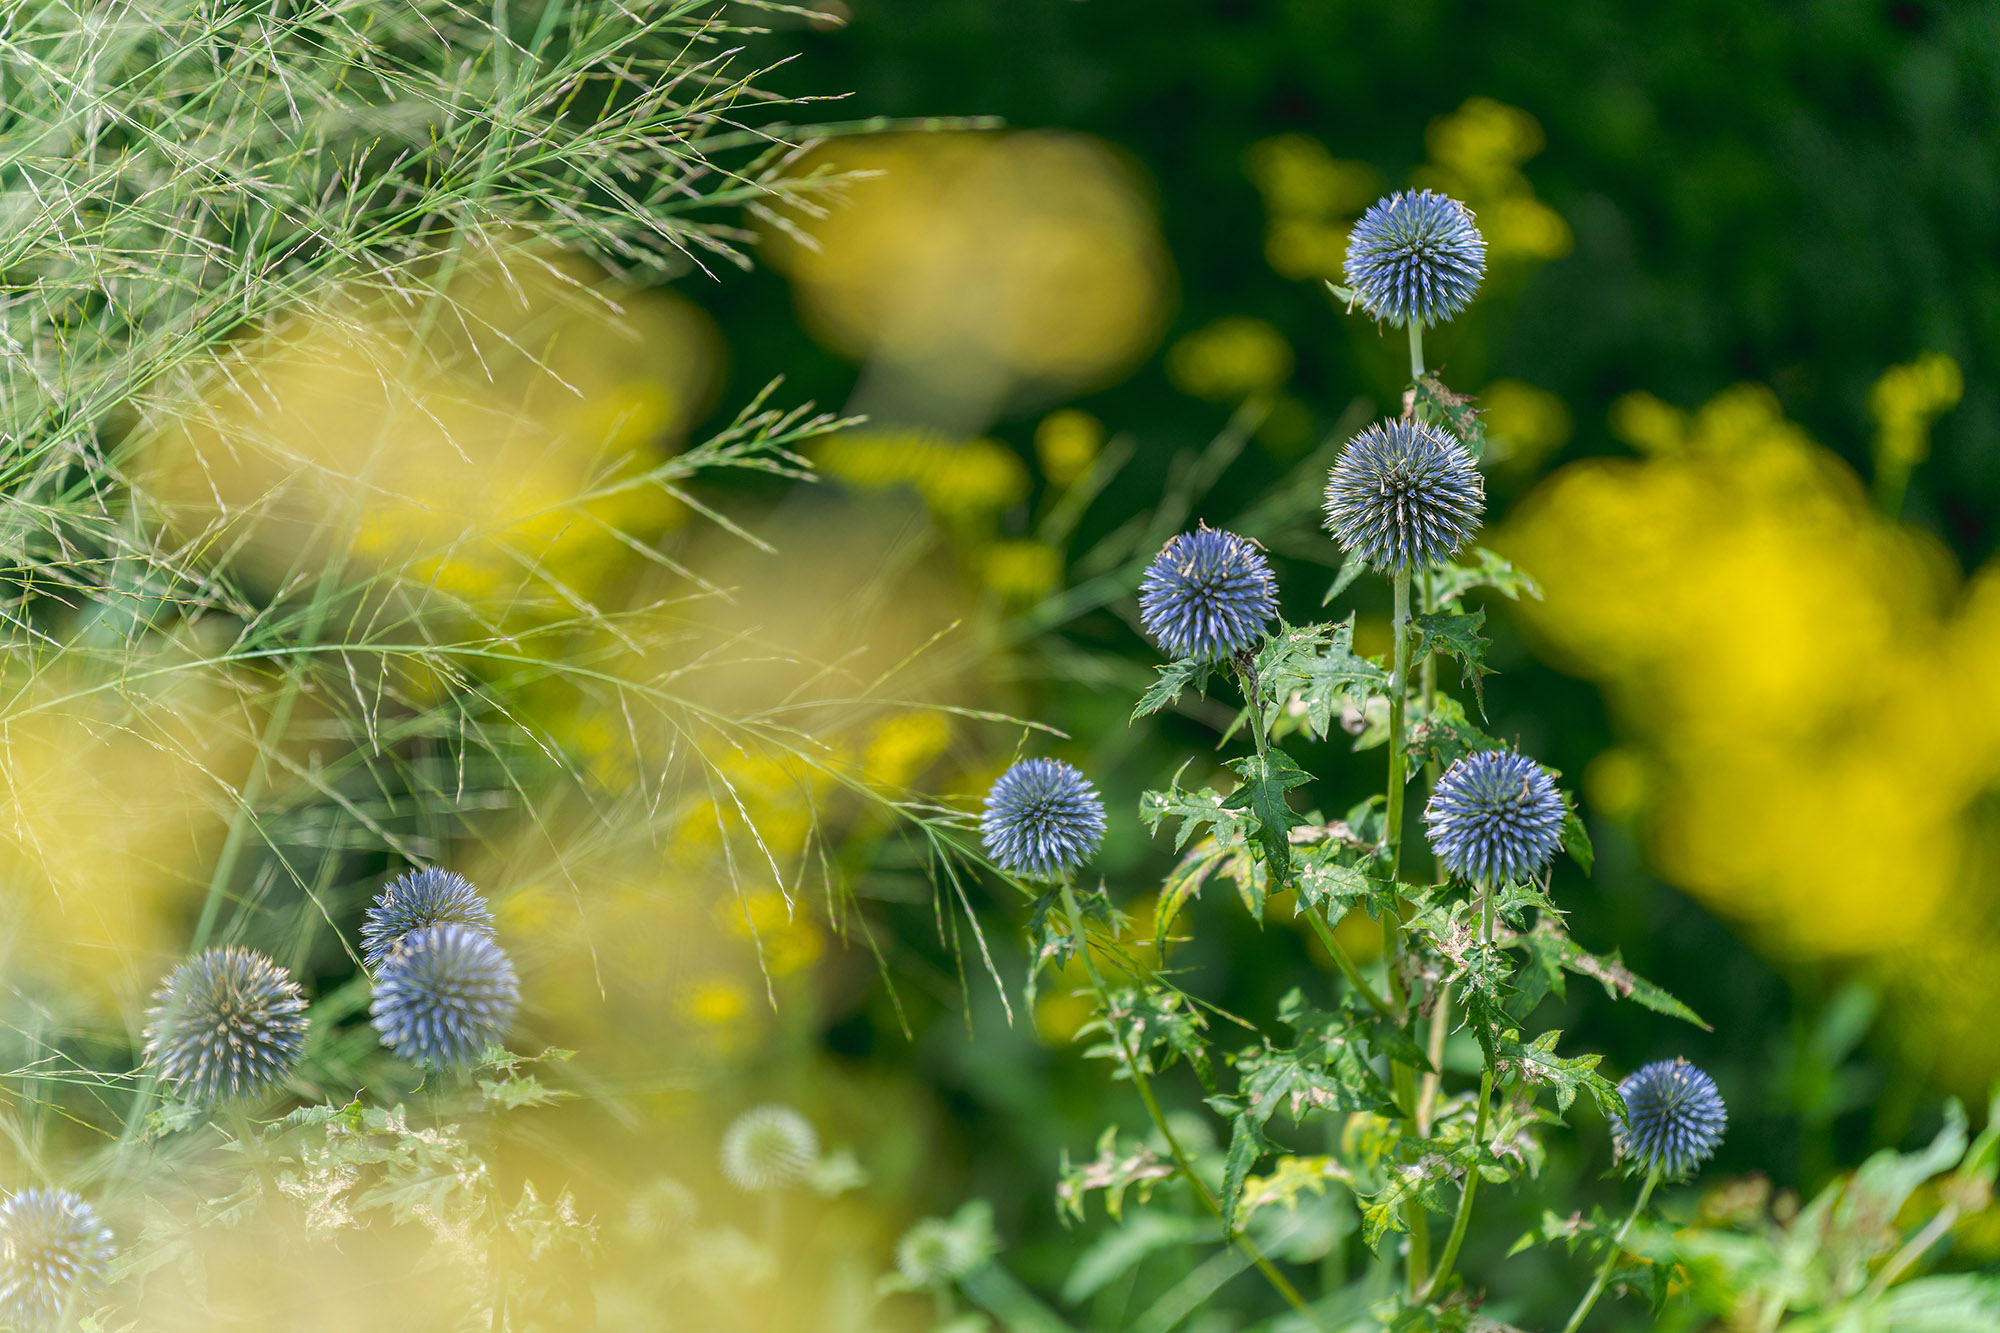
[0,1188,114,1331]
[144,947,308,1105]
[1343,188,1486,329]
[1137,526,1279,661]
[980,758,1106,880]
[1323,419,1484,573]
[719,1105,818,1192]
[1423,749,1567,885]
[1614,1058,1727,1180]
[369,923,519,1068]
[361,868,495,969]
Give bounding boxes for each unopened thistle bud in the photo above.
[1614,1058,1727,1180]
[1343,188,1486,329]
[1324,419,1484,573]
[980,758,1107,880]
[1138,526,1279,661]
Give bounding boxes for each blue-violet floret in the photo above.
[1423,749,1566,885]
[144,947,308,1105]
[981,758,1106,880]
[1614,1058,1727,1180]
[1138,526,1279,661]
[1343,188,1487,329]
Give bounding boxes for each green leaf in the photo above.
[1323,558,1366,606]
[1411,607,1492,716]
[1221,1114,1265,1233]
[1493,1027,1622,1120]
[1408,694,1504,772]
[1155,839,1228,952]
[1295,618,1388,740]
[1428,547,1543,606]
[1414,375,1486,460]
[1563,797,1595,875]
[1133,658,1212,719]
[1514,919,1709,1030]
[1292,845,1395,921]
[1062,1211,1220,1304]
[1223,748,1312,885]
[1056,1127,1176,1224]
[1140,762,1249,853]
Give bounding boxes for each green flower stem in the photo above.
[1422,881,1496,1303]
[1561,1170,1660,1333]
[1057,880,1320,1327]
[1408,322,1426,385]
[1383,568,1427,1294]
[1302,909,1393,1020]
[1415,568,1450,1137]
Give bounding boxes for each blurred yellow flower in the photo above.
[148,249,723,622]
[768,132,1171,400]
[1034,409,1104,486]
[1503,380,2000,1086]
[862,712,954,790]
[1166,316,1296,402]
[818,428,1030,522]
[1480,378,1574,472]
[983,540,1064,606]
[1870,350,1963,468]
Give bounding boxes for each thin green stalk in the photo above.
[1422,881,1495,1303]
[1302,909,1392,1020]
[1561,1171,1659,1333]
[1383,569,1426,1293]
[1058,881,1320,1327]
[1408,322,1426,385]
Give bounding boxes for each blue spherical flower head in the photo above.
[1323,419,1484,573]
[1615,1058,1727,1180]
[144,947,308,1105]
[1343,189,1486,329]
[0,1188,114,1332]
[361,868,495,969]
[980,758,1106,880]
[1424,749,1566,885]
[1138,526,1279,661]
[370,923,519,1068]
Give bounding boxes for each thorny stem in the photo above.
[1422,882,1496,1303]
[1057,881,1321,1327]
[1561,1170,1659,1333]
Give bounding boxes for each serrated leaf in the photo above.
[1429,547,1543,606]
[1238,1155,1357,1220]
[1223,748,1312,885]
[1408,694,1504,772]
[1221,1114,1264,1233]
[1563,798,1594,875]
[1414,375,1485,460]
[1323,558,1365,606]
[1140,762,1249,853]
[1293,845,1394,920]
[1155,839,1227,952]
[1133,658,1212,719]
[1056,1127,1175,1224]
[1514,920,1708,1030]
[1494,1028,1622,1120]
[1411,608,1492,717]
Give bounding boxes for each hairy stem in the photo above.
[1561,1171,1659,1333]
[1058,881,1320,1326]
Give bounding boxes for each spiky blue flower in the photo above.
[1323,419,1484,573]
[369,924,519,1068]
[1138,526,1279,661]
[719,1105,819,1193]
[980,758,1106,880]
[1614,1058,1727,1180]
[1423,749,1566,885]
[0,1189,114,1332]
[1343,189,1486,328]
[361,868,495,969]
[144,947,308,1105]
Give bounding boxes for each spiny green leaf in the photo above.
[1224,748,1312,885]
[1133,658,1213,719]
[1494,1028,1622,1120]
[1563,797,1595,875]
[1411,608,1493,717]
[1429,547,1543,606]
[1514,920,1709,1030]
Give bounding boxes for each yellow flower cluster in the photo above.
[1503,375,2000,1087]
[1165,316,1296,402]
[1871,350,1963,468]
[818,428,1030,522]
[1413,97,1573,266]
[1245,97,1571,289]
[765,131,1171,400]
